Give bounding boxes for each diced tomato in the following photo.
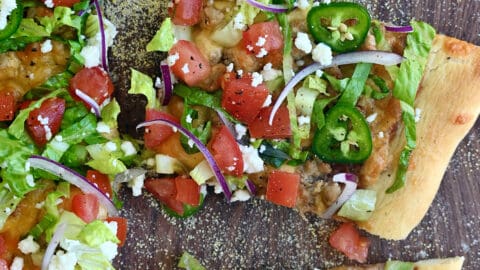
[168,40,211,87]
[18,100,34,110]
[209,125,244,176]
[144,109,179,150]
[265,170,300,208]
[86,170,113,199]
[0,259,7,270]
[221,72,270,124]
[26,97,66,146]
[248,105,291,139]
[69,67,114,108]
[329,222,370,263]
[106,217,128,247]
[72,193,100,223]
[169,0,202,26]
[0,91,16,121]
[50,0,81,7]
[175,177,200,206]
[144,178,184,215]
[243,21,284,57]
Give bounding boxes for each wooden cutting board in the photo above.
[104,0,480,269]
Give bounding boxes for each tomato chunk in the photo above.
[144,109,179,150]
[0,91,15,121]
[26,97,66,146]
[265,170,300,208]
[221,72,270,124]
[210,125,244,176]
[69,67,114,108]
[243,21,284,57]
[86,170,113,199]
[248,105,291,139]
[169,0,202,26]
[72,193,100,223]
[144,178,184,215]
[175,177,200,206]
[329,222,370,263]
[106,217,128,247]
[50,0,81,7]
[169,40,211,87]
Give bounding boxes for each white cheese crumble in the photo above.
[18,235,40,254]
[181,63,190,74]
[366,112,378,123]
[378,131,385,138]
[41,39,53,53]
[261,63,282,81]
[10,257,24,270]
[105,141,117,152]
[251,72,263,87]
[255,36,267,47]
[37,115,49,125]
[235,124,247,140]
[128,173,145,197]
[256,47,268,58]
[298,115,311,126]
[226,63,234,72]
[48,250,77,270]
[185,114,193,124]
[80,45,100,68]
[312,43,333,65]
[44,125,52,141]
[167,52,180,66]
[230,189,251,202]
[237,69,244,77]
[121,141,136,156]
[44,0,54,8]
[233,13,246,30]
[294,32,312,54]
[296,0,310,9]
[415,108,422,123]
[239,144,264,173]
[259,144,266,153]
[315,69,324,78]
[262,94,272,108]
[99,241,118,261]
[96,121,111,134]
[0,0,17,30]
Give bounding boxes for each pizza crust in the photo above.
[357,35,480,240]
[329,256,464,270]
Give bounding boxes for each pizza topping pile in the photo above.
[0,0,133,268]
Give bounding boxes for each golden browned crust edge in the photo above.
[329,256,464,270]
[357,35,480,240]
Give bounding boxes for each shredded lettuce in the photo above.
[337,189,377,221]
[384,260,414,270]
[0,184,22,229]
[78,220,119,247]
[146,17,175,52]
[128,69,159,109]
[100,99,121,130]
[387,21,435,193]
[178,252,206,270]
[337,63,372,107]
[180,100,212,154]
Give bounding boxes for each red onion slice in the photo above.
[93,0,108,72]
[246,0,289,13]
[159,63,173,105]
[246,179,257,195]
[41,223,66,270]
[215,109,238,141]
[321,173,358,219]
[269,51,404,125]
[385,24,414,33]
[75,89,101,117]
[28,155,118,215]
[136,119,232,201]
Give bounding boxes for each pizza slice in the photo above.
[331,256,464,270]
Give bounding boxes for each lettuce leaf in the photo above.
[146,18,175,52]
[387,21,435,193]
[128,69,159,109]
[77,220,119,247]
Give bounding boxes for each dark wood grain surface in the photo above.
[105,1,480,269]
